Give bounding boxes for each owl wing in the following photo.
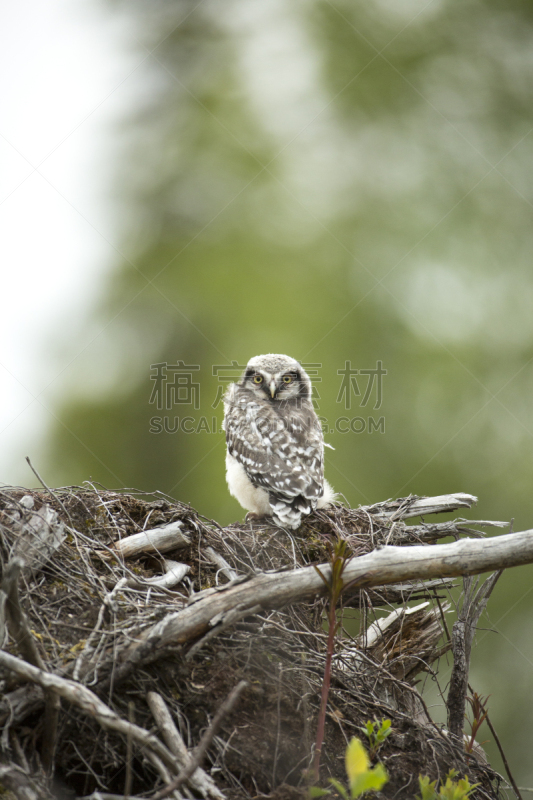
[224,385,324,509]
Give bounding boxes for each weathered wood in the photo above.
[122,526,533,666]
[0,650,178,778]
[205,547,239,582]
[151,681,248,800]
[447,573,501,740]
[1,558,60,774]
[404,518,508,543]
[0,763,50,800]
[147,692,225,800]
[367,493,477,519]
[127,559,190,590]
[114,521,190,558]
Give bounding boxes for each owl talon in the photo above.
[245,512,266,524]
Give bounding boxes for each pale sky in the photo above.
[0,0,137,486]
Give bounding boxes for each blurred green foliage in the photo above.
[43,0,533,785]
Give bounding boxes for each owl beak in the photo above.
[269,380,277,398]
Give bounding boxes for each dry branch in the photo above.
[1,558,60,774]
[147,691,225,800]
[365,492,478,519]
[127,559,190,590]
[114,521,190,558]
[401,519,507,543]
[119,526,533,670]
[0,763,51,800]
[1,558,44,669]
[0,486,522,798]
[151,681,248,800]
[205,547,239,582]
[0,650,178,777]
[447,573,502,740]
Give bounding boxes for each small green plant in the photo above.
[416,769,478,800]
[360,719,392,759]
[310,737,388,799]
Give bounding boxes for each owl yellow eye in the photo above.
[253,374,263,384]
[282,375,293,383]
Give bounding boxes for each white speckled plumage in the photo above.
[223,354,335,529]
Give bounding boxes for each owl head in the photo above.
[240,354,312,401]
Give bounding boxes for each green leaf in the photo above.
[376,719,392,743]
[417,771,478,800]
[417,775,437,800]
[361,721,374,740]
[345,738,369,783]
[309,787,331,798]
[349,764,388,798]
[328,778,349,800]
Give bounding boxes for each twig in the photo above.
[151,681,248,800]
[73,603,107,682]
[1,558,60,775]
[124,701,135,799]
[272,664,283,786]
[0,650,178,775]
[41,690,61,777]
[111,526,533,680]
[482,702,522,800]
[313,540,351,780]
[126,560,190,590]
[367,493,478,520]
[25,456,74,529]
[114,523,190,559]
[205,547,238,582]
[146,692,225,800]
[0,763,51,800]
[2,558,44,669]
[447,572,501,740]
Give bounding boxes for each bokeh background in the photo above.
[2,0,533,789]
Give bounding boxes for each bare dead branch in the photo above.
[447,572,502,740]
[404,518,508,543]
[2,559,45,669]
[0,762,52,800]
[364,493,478,519]
[205,547,239,582]
[147,691,225,800]
[1,558,60,774]
[483,704,522,800]
[151,681,248,800]
[114,522,190,559]
[115,526,533,676]
[126,560,190,590]
[0,650,178,775]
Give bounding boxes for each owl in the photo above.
[223,354,335,529]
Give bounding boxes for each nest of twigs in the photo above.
[0,485,509,800]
